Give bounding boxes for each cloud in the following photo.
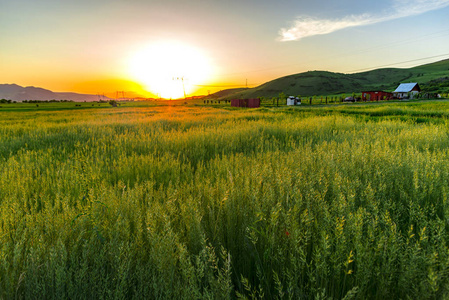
[279,14,376,41]
[393,0,449,16]
[279,0,449,41]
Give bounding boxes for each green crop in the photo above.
[1,102,449,299]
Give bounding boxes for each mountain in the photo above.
[0,84,109,102]
[212,59,449,99]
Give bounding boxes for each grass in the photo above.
[1,101,449,298]
[211,59,449,99]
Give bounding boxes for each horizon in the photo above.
[2,0,449,98]
[2,56,449,100]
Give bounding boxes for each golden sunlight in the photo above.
[128,41,213,99]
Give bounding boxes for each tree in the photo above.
[278,92,286,101]
[278,92,286,107]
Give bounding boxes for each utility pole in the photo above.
[116,91,125,100]
[173,77,186,99]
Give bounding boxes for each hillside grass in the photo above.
[214,59,449,99]
[1,101,449,298]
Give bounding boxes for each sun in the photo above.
[128,41,213,99]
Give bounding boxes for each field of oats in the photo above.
[1,101,449,299]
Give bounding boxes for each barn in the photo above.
[362,91,393,101]
[393,83,421,99]
[231,98,260,108]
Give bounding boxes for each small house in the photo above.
[231,99,245,107]
[362,91,393,101]
[393,83,421,99]
[231,98,260,108]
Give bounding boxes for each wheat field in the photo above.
[1,101,449,299]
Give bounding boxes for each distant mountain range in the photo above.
[0,84,110,102]
[209,59,449,99]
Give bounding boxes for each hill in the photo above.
[0,84,110,102]
[212,59,449,99]
[206,88,250,99]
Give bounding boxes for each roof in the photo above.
[394,83,420,93]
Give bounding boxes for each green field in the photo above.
[2,101,449,299]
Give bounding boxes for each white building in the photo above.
[287,96,301,106]
[393,83,421,99]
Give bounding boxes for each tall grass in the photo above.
[1,103,449,298]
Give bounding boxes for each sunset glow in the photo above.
[128,41,213,99]
[1,0,449,98]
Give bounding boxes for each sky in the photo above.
[1,0,449,98]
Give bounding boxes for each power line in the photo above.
[198,53,449,90]
[193,84,259,88]
[346,53,449,73]
[324,28,449,64]
[217,27,449,79]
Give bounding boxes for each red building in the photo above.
[362,91,393,101]
[231,98,260,108]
